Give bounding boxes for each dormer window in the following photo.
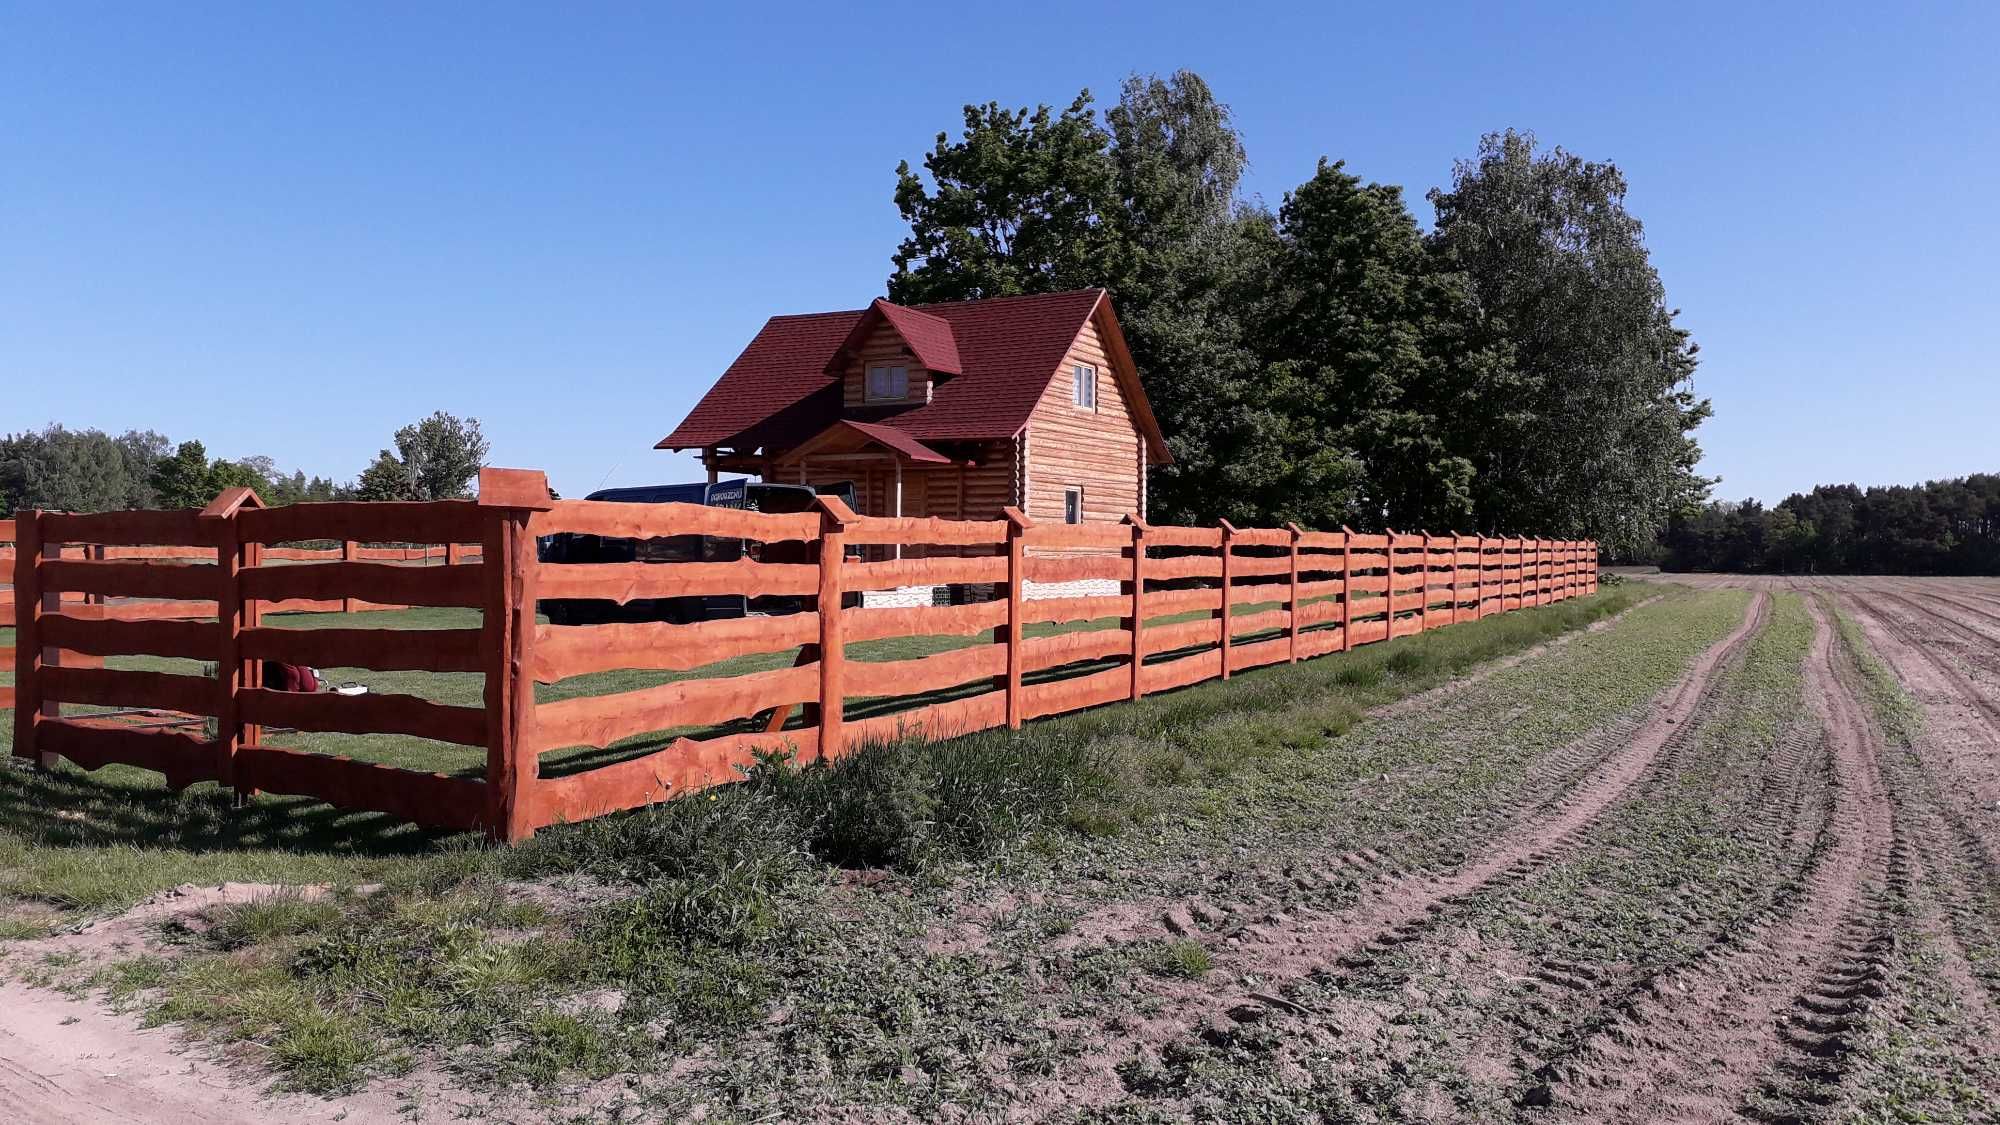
[1073,364,1097,410]
[866,364,908,402]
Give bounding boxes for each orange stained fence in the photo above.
[6,472,1599,841]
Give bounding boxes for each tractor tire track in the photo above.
[1017,592,1770,1117]
[1539,596,1900,1124]
[1214,591,1769,992]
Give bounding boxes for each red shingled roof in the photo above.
[658,289,1166,460]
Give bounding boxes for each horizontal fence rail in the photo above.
[6,473,1597,841]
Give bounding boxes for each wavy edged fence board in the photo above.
[237,501,485,545]
[1227,554,1292,576]
[63,600,217,622]
[40,614,220,660]
[1141,650,1224,695]
[39,718,218,790]
[1144,587,1222,617]
[848,644,1006,698]
[240,687,487,746]
[848,691,1007,748]
[237,745,486,832]
[845,516,1006,547]
[1228,637,1291,673]
[241,626,486,673]
[534,613,817,681]
[1023,594,1128,626]
[1149,555,1223,580]
[1148,526,1223,548]
[42,559,216,600]
[1143,617,1219,656]
[534,663,818,753]
[539,559,816,602]
[42,666,217,715]
[1023,523,1133,549]
[531,727,820,829]
[844,601,1007,643]
[41,509,218,547]
[1230,608,1290,637]
[1298,627,1346,658]
[1025,554,1128,584]
[846,555,1007,591]
[532,499,820,544]
[239,561,484,608]
[1024,627,1132,672]
[1022,665,1129,720]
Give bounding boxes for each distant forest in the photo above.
[1661,473,2000,575]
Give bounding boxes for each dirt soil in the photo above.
[5,577,1997,1121]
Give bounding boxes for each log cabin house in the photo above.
[658,289,1171,605]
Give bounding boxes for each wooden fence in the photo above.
[6,470,1597,841]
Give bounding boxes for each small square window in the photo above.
[1064,487,1083,524]
[1072,364,1096,409]
[867,365,908,401]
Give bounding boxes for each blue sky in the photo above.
[4,2,1995,504]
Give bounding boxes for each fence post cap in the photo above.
[1002,506,1034,530]
[478,468,555,511]
[199,486,265,520]
[1283,521,1304,539]
[1122,513,1151,533]
[814,493,858,527]
[1217,518,1238,534]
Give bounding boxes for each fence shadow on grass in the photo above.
[0,759,458,861]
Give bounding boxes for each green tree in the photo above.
[355,449,416,502]
[149,440,217,509]
[1256,159,1495,530]
[1102,71,1275,525]
[1427,130,1711,552]
[395,412,489,500]
[888,92,1128,304]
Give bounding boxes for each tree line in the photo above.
[0,411,491,516]
[1661,474,2000,575]
[887,72,1711,555]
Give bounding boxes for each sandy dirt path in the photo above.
[0,979,435,1125]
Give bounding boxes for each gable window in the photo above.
[866,364,908,402]
[1064,487,1083,524]
[1072,364,1097,410]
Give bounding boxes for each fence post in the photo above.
[1002,506,1031,728]
[1217,520,1236,679]
[341,539,357,612]
[12,511,49,765]
[202,487,264,795]
[1420,531,1434,633]
[446,541,463,566]
[1285,522,1303,663]
[1386,528,1399,638]
[1124,514,1149,700]
[479,468,554,842]
[1340,526,1355,652]
[1473,534,1485,618]
[815,495,856,758]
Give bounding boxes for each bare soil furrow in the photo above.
[1211,591,1769,992]
[1541,597,1901,1124]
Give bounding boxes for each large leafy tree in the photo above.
[1256,159,1505,530]
[1102,71,1276,525]
[357,411,490,502]
[1427,130,1711,551]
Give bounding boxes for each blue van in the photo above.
[537,479,853,625]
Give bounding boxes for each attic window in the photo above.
[866,364,908,402]
[1073,364,1097,410]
